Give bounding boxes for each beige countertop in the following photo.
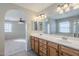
[31,32,79,50]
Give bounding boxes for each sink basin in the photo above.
[67,40,79,45]
[59,39,79,45]
[60,39,72,44]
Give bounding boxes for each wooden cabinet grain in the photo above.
[31,36,39,54]
[60,45,79,56]
[48,42,58,56]
[48,47,58,56]
[31,36,35,50]
[34,38,39,53]
[39,39,47,56]
[31,36,79,56]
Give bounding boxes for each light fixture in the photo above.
[33,14,47,22]
[63,4,69,9]
[18,18,25,24]
[73,4,79,9]
[56,3,79,14]
[56,7,61,12]
[65,7,70,12]
[59,9,63,14]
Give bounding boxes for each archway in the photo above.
[4,9,27,56]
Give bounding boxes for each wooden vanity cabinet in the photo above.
[59,45,79,56]
[47,41,59,56]
[34,37,39,53]
[31,36,79,56]
[31,36,39,54]
[39,39,47,56]
[31,36,35,51]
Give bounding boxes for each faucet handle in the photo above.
[74,33,76,37]
[40,33,42,35]
[78,33,79,37]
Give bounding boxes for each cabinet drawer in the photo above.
[39,46,43,51]
[42,44,47,49]
[39,39,47,44]
[40,48,47,54]
[39,46,47,54]
[48,42,58,49]
[42,53,47,56]
[39,43,47,49]
[61,46,79,56]
[42,48,47,54]
[61,52,71,56]
[39,52,43,56]
[31,36,35,39]
[39,43,43,46]
[35,37,39,41]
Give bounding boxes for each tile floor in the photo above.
[10,50,37,56]
[5,39,26,55]
[5,39,37,56]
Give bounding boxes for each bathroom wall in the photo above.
[0,11,4,55]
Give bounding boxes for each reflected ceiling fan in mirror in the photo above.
[18,18,25,24]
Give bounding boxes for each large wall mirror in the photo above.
[74,20,79,33]
[32,21,43,31]
[32,15,79,37]
[55,16,79,37]
[73,20,79,37]
[43,16,79,37]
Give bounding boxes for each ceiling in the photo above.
[15,3,53,12]
[5,3,53,21]
[5,10,26,21]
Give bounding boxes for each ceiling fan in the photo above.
[18,18,25,24]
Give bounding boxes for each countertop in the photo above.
[31,32,79,50]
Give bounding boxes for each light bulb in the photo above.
[59,10,63,14]
[57,7,61,12]
[65,7,70,12]
[73,4,79,9]
[63,4,68,9]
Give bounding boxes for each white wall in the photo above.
[0,3,37,55]
[0,11,4,56]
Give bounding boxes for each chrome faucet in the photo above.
[73,33,76,37]
[73,33,79,38]
[78,34,79,37]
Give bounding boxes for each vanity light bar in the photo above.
[33,14,47,22]
[56,3,79,14]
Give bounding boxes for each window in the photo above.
[4,23,12,32]
[58,21,70,33]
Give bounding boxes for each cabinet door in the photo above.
[31,39,35,50]
[39,52,43,56]
[35,40,39,53]
[60,52,71,56]
[60,45,79,56]
[48,47,58,56]
[39,39,47,56]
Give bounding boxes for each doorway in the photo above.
[4,9,27,56]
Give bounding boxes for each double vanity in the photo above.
[30,3,79,56]
[30,32,79,56]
